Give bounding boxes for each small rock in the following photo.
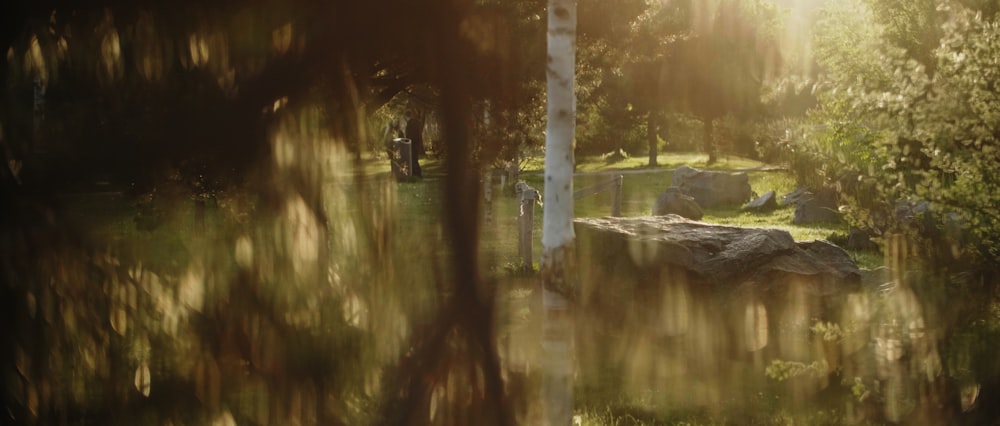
[653,187,703,220]
[793,188,841,224]
[743,190,778,212]
[781,188,812,206]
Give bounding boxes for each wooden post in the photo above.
[483,174,493,227]
[519,188,536,271]
[612,174,623,217]
[572,174,624,217]
[506,160,519,189]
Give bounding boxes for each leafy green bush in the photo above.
[805,1,1000,264]
[871,7,1000,260]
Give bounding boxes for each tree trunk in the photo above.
[646,110,658,167]
[542,0,577,424]
[705,117,718,165]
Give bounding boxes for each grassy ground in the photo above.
[459,151,881,270]
[361,150,777,176]
[474,153,883,425]
[523,151,776,173]
[473,154,877,426]
[59,151,882,426]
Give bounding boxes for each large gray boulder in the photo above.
[576,215,860,290]
[671,165,752,208]
[574,215,861,354]
[572,215,863,404]
[652,187,703,220]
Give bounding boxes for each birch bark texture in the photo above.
[541,0,577,424]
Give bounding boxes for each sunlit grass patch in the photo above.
[655,152,768,171]
[474,162,885,272]
[52,155,888,424]
[359,151,771,178]
[702,206,842,242]
[66,155,880,282]
[748,170,798,198]
[849,250,884,270]
[571,152,770,174]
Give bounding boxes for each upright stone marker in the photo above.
[519,187,538,271]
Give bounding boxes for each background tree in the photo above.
[596,0,688,166]
[573,0,783,164]
[662,0,783,164]
[572,0,648,160]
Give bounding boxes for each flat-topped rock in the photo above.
[575,215,860,291]
[572,215,866,402]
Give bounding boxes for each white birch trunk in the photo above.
[542,0,576,424]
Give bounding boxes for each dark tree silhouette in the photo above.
[1,0,516,424]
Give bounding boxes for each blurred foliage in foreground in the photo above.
[0,0,514,424]
[3,0,1000,425]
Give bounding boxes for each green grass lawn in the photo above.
[63,151,880,275]
[360,150,776,176]
[55,151,883,425]
[521,151,775,173]
[465,152,880,270]
[479,153,884,424]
